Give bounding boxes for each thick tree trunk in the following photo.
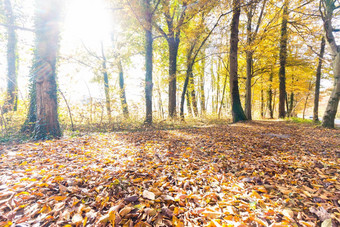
[33,0,62,140]
[168,38,179,119]
[144,2,153,124]
[278,1,288,118]
[229,0,247,123]
[2,0,18,113]
[313,37,325,122]
[101,42,111,121]
[118,60,129,119]
[322,53,340,128]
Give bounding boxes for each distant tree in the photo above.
[30,0,63,139]
[229,0,247,123]
[320,0,340,128]
[2,0,18,113]
[100,42,112,122]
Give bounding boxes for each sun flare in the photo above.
[63,0,113,48]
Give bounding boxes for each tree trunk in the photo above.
[261,82,264,118]
[168,38,179,119]
[313,37,325,122]
[118,60,129,119]
[320,0,340,128]
[278,1,288,118]
[180,62,191,119]
[2,0,18,113]
[229,0,247,123]
[186,91,192,116]
[144,1,153,124]
[101,42,111,122]
[245,9,253,120]
[322,53,340,128]
[189,68,198,117]
[200,56,206,115]
[33,0,63,140]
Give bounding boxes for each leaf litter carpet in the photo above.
[0,121,339,226]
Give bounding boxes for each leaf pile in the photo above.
[0,121,339,226]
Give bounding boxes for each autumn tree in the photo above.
[30,0,63,139]
[278,0,288,118]
[319,0,340,128]
[2,0,18,113]
[229,0,247,122]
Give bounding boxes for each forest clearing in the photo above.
[0,121,339,226]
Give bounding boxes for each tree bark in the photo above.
[144,0,153,124]
[189,67,198,117]
[100,42,111,122]
[229,0,247,123]
[2,0,18,113]
[245,8,253,120]
[118,60,129,119]
[168,38,179,118]
[32,0,63,140]
[322,53,340,128]
[278,1,288,118]
[313,37,325,122]
[200,56,206,115]
[320,0,340,128]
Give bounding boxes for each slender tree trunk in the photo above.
[101,42,111,121]
[245,9,253,120]
[2,0,18,113]
[144,0,153,124]
[278,1,288,118]
[303,94,310,120]
[313,37,325,122]
[268,84,273,119]
[216,60,221,113]
[261,82,264,118]
[186,91,192,116]
[118,60,129,119]
[189,69,198,117]
[168,38,179,119]
[200,56,206,115]
[288,92,294,117]
[180,62,191,119]
[229,0,247,123]
[33,0,63,140]
[218,71,228,119]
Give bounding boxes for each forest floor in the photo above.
[0,121,339,227]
